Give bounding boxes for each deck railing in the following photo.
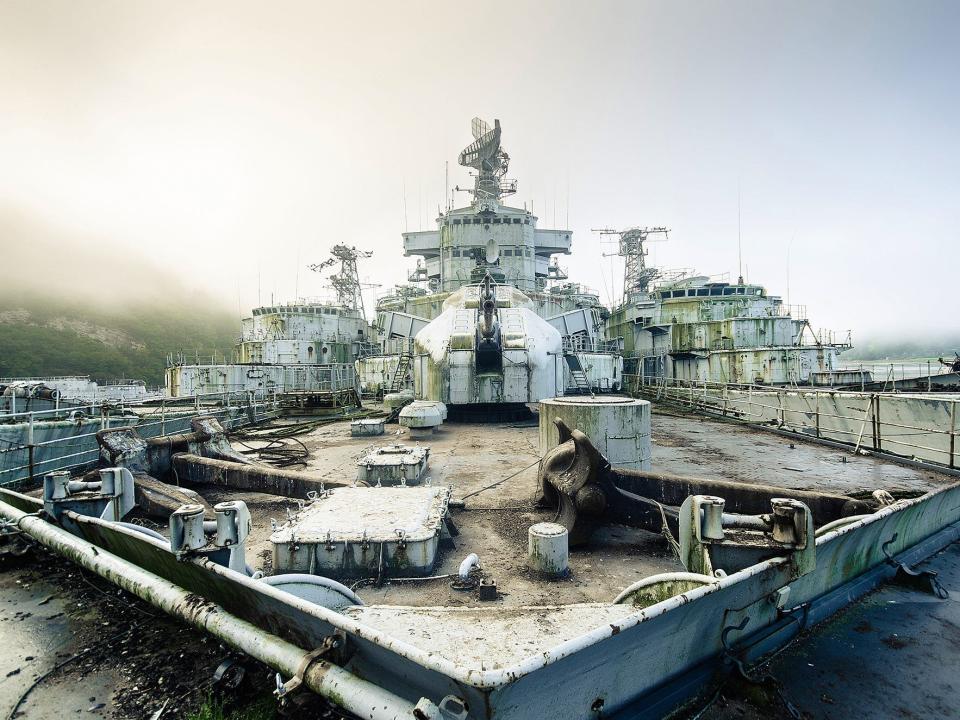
[838,360,954,388]
[625,374,959,471]
[562,336,623,354]
[0,390,280,487]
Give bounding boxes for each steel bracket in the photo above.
[882,533,949,599]
[274,635,340,698]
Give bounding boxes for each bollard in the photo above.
[527,522,569,577]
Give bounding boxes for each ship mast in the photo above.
[308,245,378,320]
[596,226,670,305]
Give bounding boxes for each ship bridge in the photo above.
[402,205,571,294]
[402,118,572,294]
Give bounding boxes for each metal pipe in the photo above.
[814,514,872,537]
[612,572,719,604]
[458,553,480,580]
[720,512,770,531]
[0,499,428,720]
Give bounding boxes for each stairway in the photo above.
[564,354,592,394]
[388,353,412,394]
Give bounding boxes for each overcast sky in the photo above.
[1,0,956,339]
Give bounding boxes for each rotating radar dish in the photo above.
[458,119,502,171]
[471,117,491,140]
[457,117,514,201]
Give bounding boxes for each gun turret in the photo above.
[479,273,497,339]
[476,273,502,373]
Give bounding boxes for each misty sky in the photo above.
[1,1,957,340]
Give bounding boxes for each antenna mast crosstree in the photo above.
[594,226,670,302]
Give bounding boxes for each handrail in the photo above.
[624,374,959,471]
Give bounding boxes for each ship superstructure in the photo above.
[235,300,368,366]
[604,228,851,386]
[358,118,624,408]
[166,246,374,398]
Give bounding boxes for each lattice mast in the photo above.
[595,226,670,301]
[308,244,375,319]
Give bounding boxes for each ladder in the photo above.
[564,355,592,394]
[388,353,412,394]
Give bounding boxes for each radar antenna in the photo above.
[457,117,517,204]
[595,226,670,304]
[308,245,379,320]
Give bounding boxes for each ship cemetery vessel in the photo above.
[2,119,959,719]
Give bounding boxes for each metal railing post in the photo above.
[950,402,957,470]
[815,392,821,439]
[27,413,35,482]
[871,394,880,451]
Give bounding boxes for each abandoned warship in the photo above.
[1,118,959,720]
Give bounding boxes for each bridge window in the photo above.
[453,249,461,257]
[513,218,521,224]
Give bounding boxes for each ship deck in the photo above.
[5,402,959,719]
[187,404,955,608]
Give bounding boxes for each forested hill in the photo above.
[0,292,238,386]
[0,207,242,387]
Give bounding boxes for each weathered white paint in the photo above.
[270,486,450,576]
[413,286,564,406]
[356,444,430,486]
[527,522,569,576]
[539,396,652,470]
[355,354,406,395]
[166,363,355,397]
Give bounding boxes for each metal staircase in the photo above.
[564,355,592,394]
[388,353,412,394]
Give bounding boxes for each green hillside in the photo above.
[0,207,245,387]
[0,294,238,387]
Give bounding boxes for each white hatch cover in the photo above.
[270,486,449,544]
